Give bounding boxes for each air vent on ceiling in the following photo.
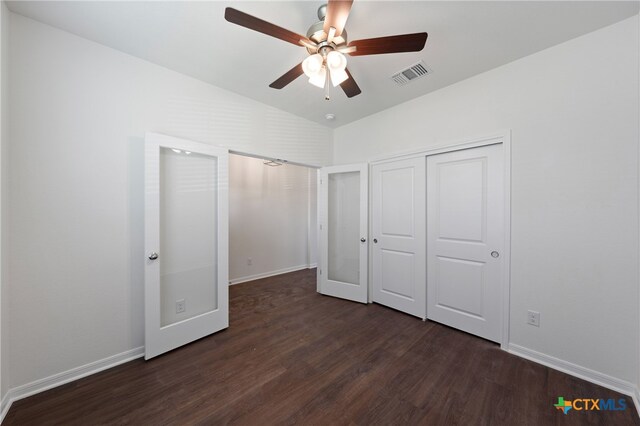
[391,61,432,86]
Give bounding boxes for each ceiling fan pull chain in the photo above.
[324,66,331,100]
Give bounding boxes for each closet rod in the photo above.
[229,149,321,169]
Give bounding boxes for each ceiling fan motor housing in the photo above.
[306,21,347,54]
[317,4,328,20]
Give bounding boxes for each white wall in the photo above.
[229,154,316,283]
[334,16,639,387]
[6,13,331,391]
[0,0,8,404]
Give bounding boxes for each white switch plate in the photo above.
[176,299,186,314]
[527,310,540,327]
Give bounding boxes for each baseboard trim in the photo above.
[229,264,312,285]
[0,392,11,424]
[507,343,638,410]
[0,346,144,423]
[307,263,317,269]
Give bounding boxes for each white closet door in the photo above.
[144,132,229,359]
[371,157,426,318]
[318,164,368,303]
[426,143,504,342]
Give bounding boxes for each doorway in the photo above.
[228,152,319,285]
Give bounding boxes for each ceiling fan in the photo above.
[224,1,428,100]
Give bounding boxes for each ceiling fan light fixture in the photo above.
[330,68,349,87]
[326,50,347,71]
[302,53,324,77]
[308,66,327,88]
[225,2,428,100]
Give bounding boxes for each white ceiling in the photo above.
[6,1,639,128]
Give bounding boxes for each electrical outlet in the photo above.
[527,310,540,327]
[247,258,252,266]
[176,299,186,314]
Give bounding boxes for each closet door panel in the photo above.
[371,157,426,318]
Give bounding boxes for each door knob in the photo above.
[148,252,159,260]
[360,238,366,243]
[373,238,378,244]
[491,251,499,258]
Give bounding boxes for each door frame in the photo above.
[367,130,512,349]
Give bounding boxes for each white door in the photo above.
[144,132,229,359]
[427,143,504,342]
[371,157,426,318]
[318,164,368,303]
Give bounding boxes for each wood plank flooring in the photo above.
[4,268,639,425]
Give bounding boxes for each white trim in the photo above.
[637,11,640,420]
[316,171,322,293]
[0,346,144,423]
[368,130,510,164]
[501,131,512,350]
[307,263,317,269]
[307,168,312,270]
[508,343,638,400]
[1,392,11,424]
[229,264,312,285]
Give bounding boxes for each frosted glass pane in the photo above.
[160,148,218,327]
[328,171,360,284]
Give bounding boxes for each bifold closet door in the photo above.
[318,164,368,303]
[144,132,229,359]
[426,143,504,343]
[371,157,426,318]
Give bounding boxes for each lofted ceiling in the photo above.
[6,1,639,128]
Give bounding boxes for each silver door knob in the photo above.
[148,252,159,260]
[360,238,366,243]
[373,238,378,244]
[491,251,499,258]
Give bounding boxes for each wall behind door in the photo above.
[229,155,317,284]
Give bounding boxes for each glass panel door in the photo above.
[160,148,218,327]
[319,164,368,303]
[145,133,228,359]
[328,171,360,284]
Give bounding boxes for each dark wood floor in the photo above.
[4,268,638,425]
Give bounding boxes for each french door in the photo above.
[144,133,229,359]
[318,164,368,303]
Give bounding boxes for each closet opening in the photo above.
[228,151,319,289]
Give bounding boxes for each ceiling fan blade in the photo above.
[348,33,428,56]
[269,63,304,89]
[337,45,357,54]
[323,0,353,37]
[340,68,361,98]
[225,8,310,47]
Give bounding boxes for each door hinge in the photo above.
[320,224,323,230]
[319,269,322,275]
[320,178,323,185]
